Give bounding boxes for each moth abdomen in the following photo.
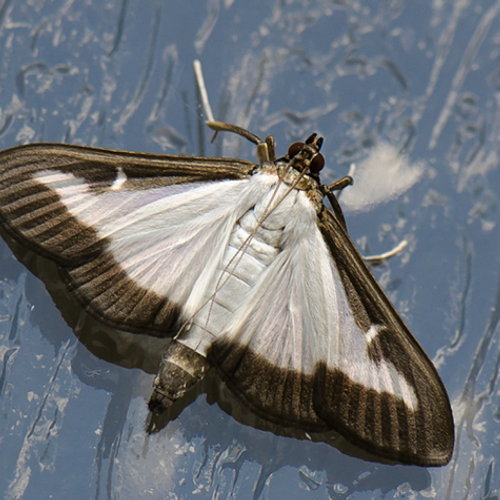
[149,340,210,412]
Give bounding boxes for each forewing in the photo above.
[315,209,454,466]
[0,143,255,336]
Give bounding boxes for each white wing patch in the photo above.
[33,169,274,318]
[365,324,382,344]
[111,167,127,190]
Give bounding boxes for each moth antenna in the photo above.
[205,121,262,145]
[205,121,277,168]
[193,60,215,122]
[363,239,408,262]
[194,60,262,149]
[193,64,275,165]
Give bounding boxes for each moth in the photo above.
[0,121,454,466]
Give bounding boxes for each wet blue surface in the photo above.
[1,1,500,498]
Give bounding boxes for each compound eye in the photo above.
[288,142,304,158]
[309,153,325,174]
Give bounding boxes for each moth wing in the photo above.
[208,196,453,466]
[0,143,255,336]
[315,209,454,466]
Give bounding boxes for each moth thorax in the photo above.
[277,163,317,191]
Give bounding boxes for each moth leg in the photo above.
[321,176,354,230]
[148,340,210,412]
[327,175,353,192]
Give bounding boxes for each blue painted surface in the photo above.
[0,1,499,498]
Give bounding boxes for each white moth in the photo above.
[0,121,454,466]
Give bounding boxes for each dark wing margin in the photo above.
[315,207,454,466]
[208,339,329,432]
[0,143,254,336]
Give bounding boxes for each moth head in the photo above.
[287,133,325,175]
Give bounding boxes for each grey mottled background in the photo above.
[0,1,499,499]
